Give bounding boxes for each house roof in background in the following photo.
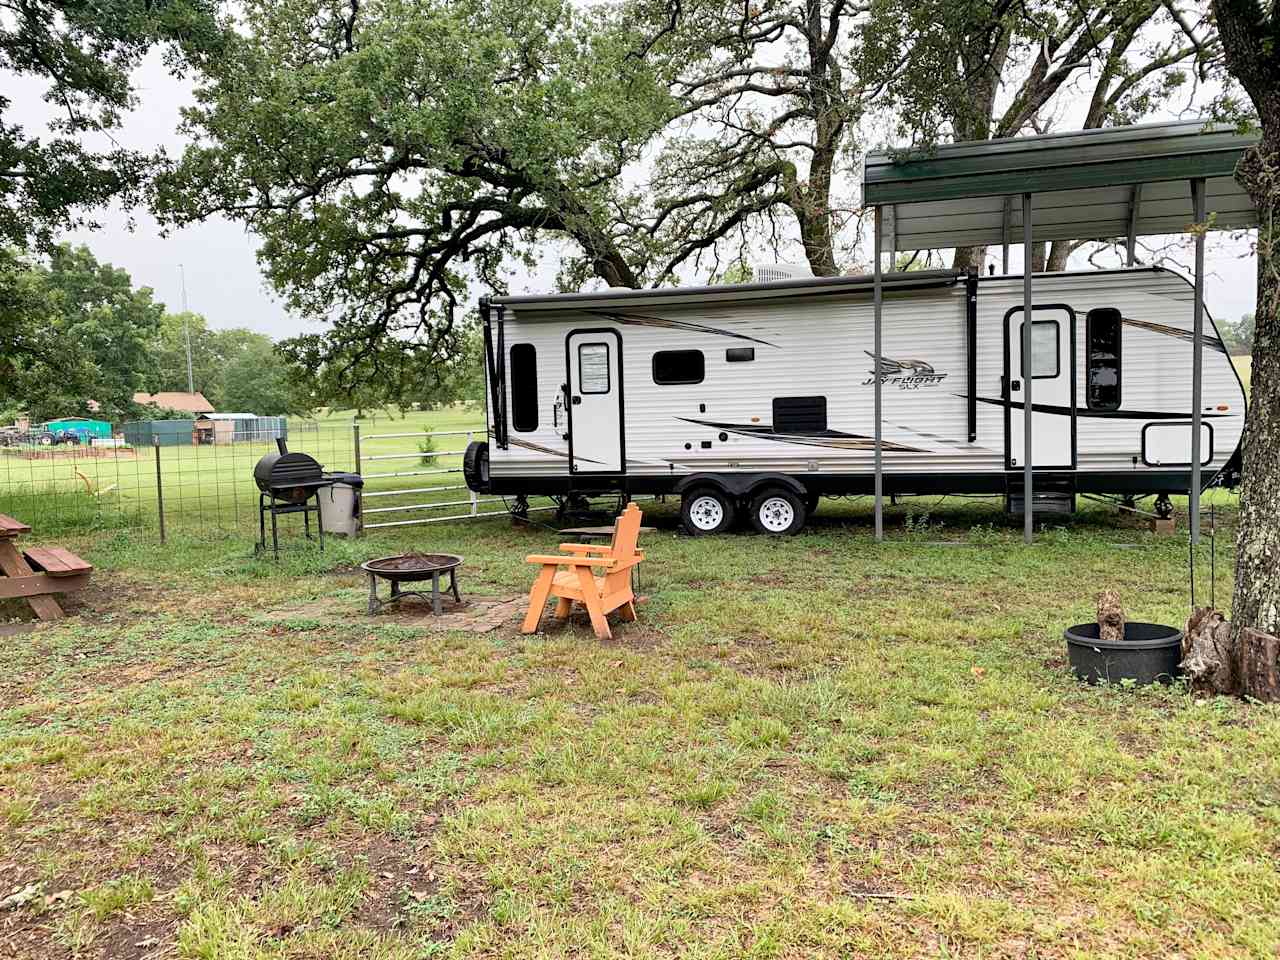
[863,120,1260,252]
[197,413,258,420]
[133,391,215,413]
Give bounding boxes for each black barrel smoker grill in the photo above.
[253,440,335,558]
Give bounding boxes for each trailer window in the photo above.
[725,348,755,363]
[1019,319,1060,378]
[773,396,827,433]
[578,342,610,394]
[1086,308,1122,410]
[509,343,538,432]
[652,349,705,385]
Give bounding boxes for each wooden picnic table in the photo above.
[0,513,93,621]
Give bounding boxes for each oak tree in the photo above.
[1211,0,1280,681]
[156,0,679,385]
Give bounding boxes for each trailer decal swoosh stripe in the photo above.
[677,418,928,452]
[1121,317,1227,354]
[971,397,1231,419]
[589,311,776,347]
[506,437,605,464]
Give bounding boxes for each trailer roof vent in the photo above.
[754,263,814,283]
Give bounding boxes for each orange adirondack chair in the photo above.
[521,503,645,640]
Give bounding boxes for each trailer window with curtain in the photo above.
[509,343,538,432]
[1086,308,1122,410]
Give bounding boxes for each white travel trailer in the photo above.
[463,267,1245,535]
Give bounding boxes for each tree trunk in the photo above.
[1181,607,1238,696]
[1046,240,1072,271]
[1240,628,1280,701]
[1211,0,1280,656]
[952,245,988,272]
[1230,137,1280,643]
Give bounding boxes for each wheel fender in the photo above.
[674,473,807,500]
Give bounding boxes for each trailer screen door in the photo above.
[566,329,623,473]
[1004,305,1076,469]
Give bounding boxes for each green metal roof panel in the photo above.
[864,120,1260,251]
[864,120,1259,204]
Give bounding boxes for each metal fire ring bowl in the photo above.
[361,553,463,615]
[361,553,463,583]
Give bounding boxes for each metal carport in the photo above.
[862,119,1261,544]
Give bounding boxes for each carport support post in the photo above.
[1022,192,1034,545]
[873,205,884,542]
[1190,177,1206,545]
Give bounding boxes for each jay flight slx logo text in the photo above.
[860,351,949,390]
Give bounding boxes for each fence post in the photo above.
[154,436,166,544]
[352,421,362,475]
[467,430,477,516]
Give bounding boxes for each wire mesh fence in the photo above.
[0,414,551,542]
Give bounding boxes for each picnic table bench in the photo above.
[0,513,93,621]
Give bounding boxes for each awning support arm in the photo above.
[1126,184,1143,266]
[1002,196,1013,274]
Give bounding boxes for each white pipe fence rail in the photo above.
[354,425,554,529]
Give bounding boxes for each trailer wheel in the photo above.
[748,487,806,535]
[681,487,735,535]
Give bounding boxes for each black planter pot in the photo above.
[1064,622,1184,685]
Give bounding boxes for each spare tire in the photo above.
[463,440,490,492]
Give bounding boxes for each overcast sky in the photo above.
[8,51,1260,340]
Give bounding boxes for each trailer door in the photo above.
[1004,305,1076,469]
[565,329,624,473]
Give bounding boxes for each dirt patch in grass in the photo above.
[260,595,523,633]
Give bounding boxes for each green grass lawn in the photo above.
[1228,355,1249,396]
[2,499,1277,958]
[1233,355,1252,395]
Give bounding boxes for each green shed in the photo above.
[122,420,194,447]
[45,418,113,439]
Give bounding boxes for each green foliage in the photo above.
[0,245,141,423]
[418,430,437,467]
[1,244,305,422]
[0,0,226,250]
[156,0,680,379]
[46,244,165,418]
[1219,312,1255,354]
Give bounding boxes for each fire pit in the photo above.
[361,552,463,615]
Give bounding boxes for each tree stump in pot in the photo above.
[1097,590,1125,642]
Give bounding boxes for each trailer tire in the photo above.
[748,487,806,535]
[681,487,735,536]
[462,441,489,492]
